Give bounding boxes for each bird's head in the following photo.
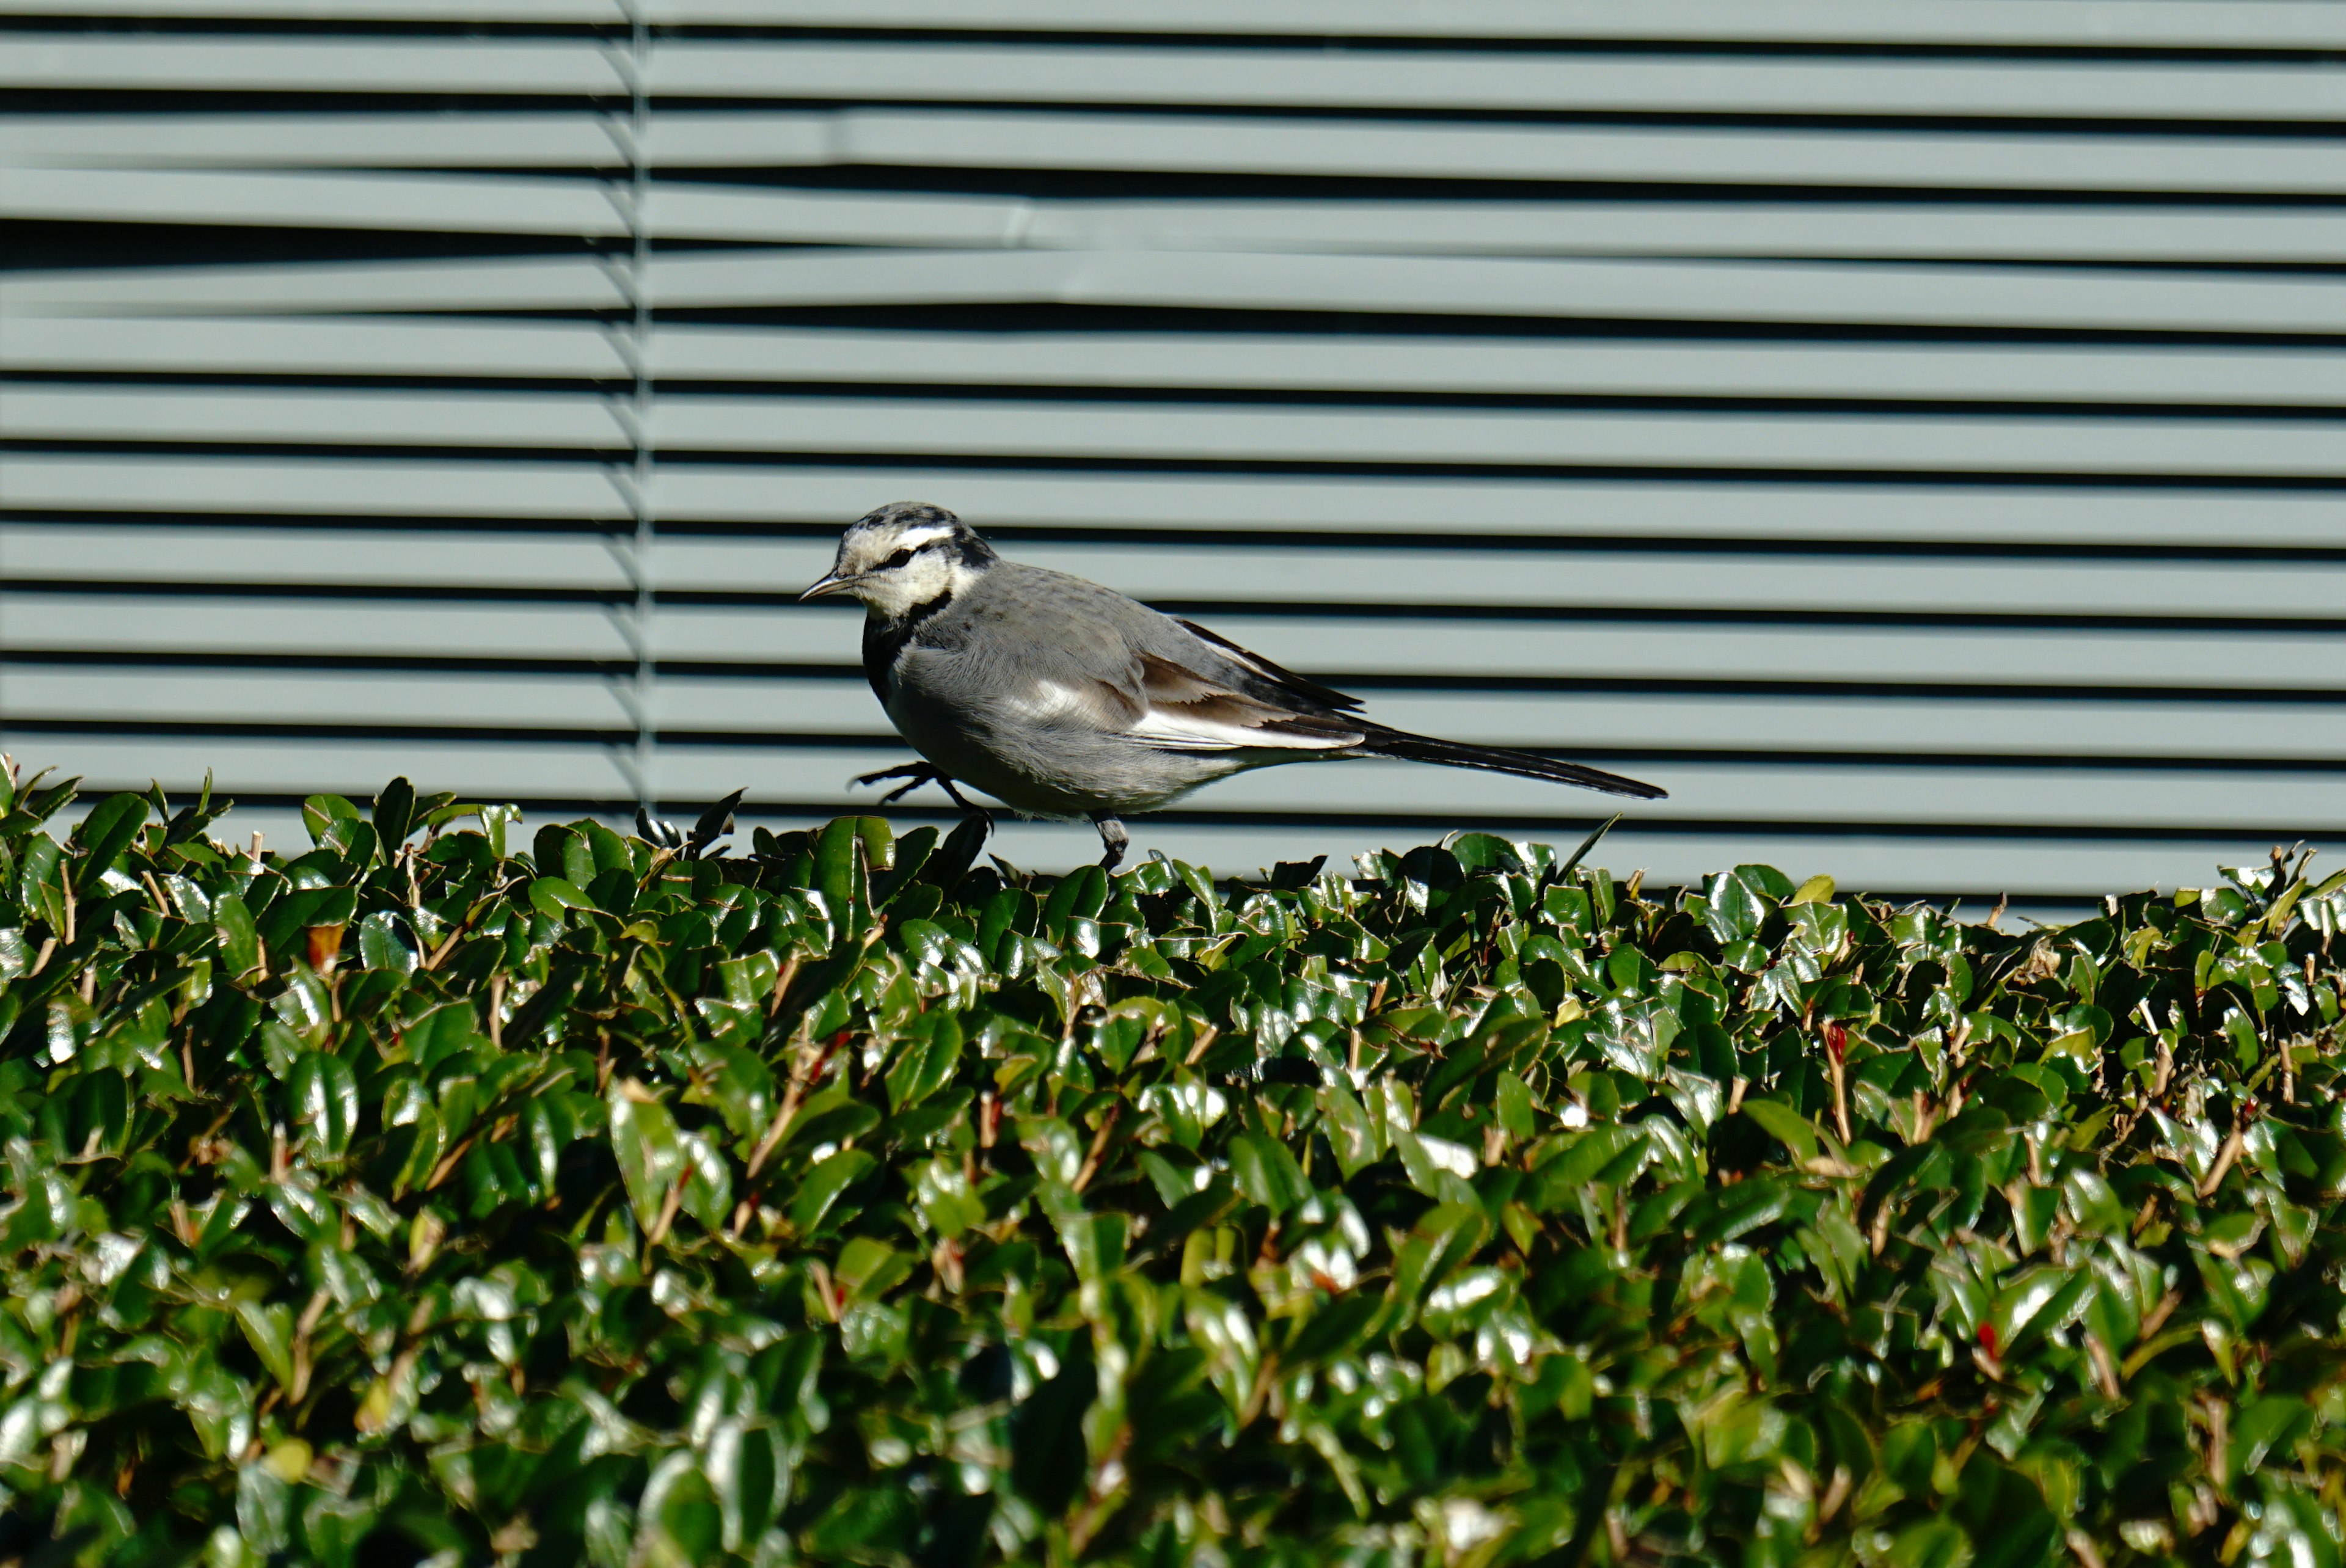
[800,501,998,618]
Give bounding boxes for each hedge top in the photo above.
[0,770,2342,1568]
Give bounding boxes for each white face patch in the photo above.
[888,523,957,554]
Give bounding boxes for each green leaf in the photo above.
[214,892,262,978]
[529,877,593,917]
[884,1012,962,1114]
[356,910,415,974]
[789,1148,877,1236]
[73,791,149,892]
[1739,1098,1821,1165]
[1229,1131,1312,1214]
[1787,873,1836,905]
[288,1051,359,1160]
[301,792,360,846]
[2231,1394,2312,1476]
[373,776,417,859]
[606,1081,684,1236]
[235,1299,295,1388]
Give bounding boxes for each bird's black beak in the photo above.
[799,572,857,602]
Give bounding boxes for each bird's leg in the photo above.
[853,762,932,795]
[855,762,996,833]
[853,762,948,806]
[1092,815,1129,872]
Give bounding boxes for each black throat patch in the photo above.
[862,589,955,702]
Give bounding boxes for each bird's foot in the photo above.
[1092,814,1130,872]
[854,762,953,808]
[853,762,938,804]
[853,763,996,831]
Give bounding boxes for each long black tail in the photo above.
[1361,727,1666,801]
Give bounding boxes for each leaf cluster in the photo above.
[1,771,2344,1568]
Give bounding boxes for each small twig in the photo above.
[418,883,517,972]
[2085,1333,2122,1401]
[764,956,800,1016]
[1072,1104,1121,1193]
[487,974,505,1050]
[424,1134,478,1192]
[289,1288,332,1402]
[643,1154,696,1255]
[1727,1076,1749,1116]
[2140,1286,2182,1341]
[745,1029,842,1181]
[1824,1024,1852,1146]
[2197,1101,2257,1198]
[1814,1466,1853,1527]
[1182,1023,1220,1067]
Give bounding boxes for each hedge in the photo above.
[0,768,2342,1568]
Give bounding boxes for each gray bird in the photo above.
[801,501,1664,869]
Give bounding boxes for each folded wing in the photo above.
[1121,622,1667,801]
[1126,653,1365,753]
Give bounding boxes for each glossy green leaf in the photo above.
[71,792,149,892]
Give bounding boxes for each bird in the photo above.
[800,501,1665,870]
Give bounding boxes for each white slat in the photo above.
[26,323,2343,433]
[0,316,627,377]
[0,455,632,519]
[19,454,2346,551]
[652,43,2346,121]
[643,110,2346,195]
[0,385,629,447]
[9,161,2336,261]
[0,669,637,727]
[0,595,632,658]
[0,523,631,589]
[652,467,2346,548]
[646,327,2346,406]
[0,114,619,169]
[0,1,614,15]
[655,536,2346,620]
[9,247,2336,334]
[12,521,2339,621]
[643,1,2346,49]
[635,395,2346,478]
[0,166,630,236]
[0,255,626,315]
[1,36,622,93]
[636,250,2346,334]
[13,382,2346,478]
[11,0,2346,48]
